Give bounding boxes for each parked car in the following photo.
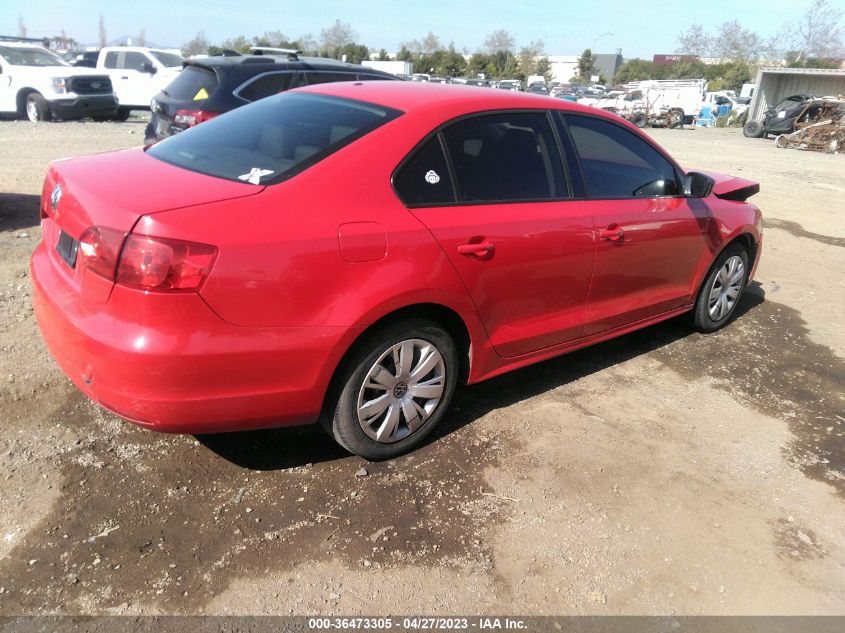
[145,49,399,143]
[497,79,522,91]
[743,94,817,138]
[0,39,116,121]
[32,82,762,459]
[526,83,549,95]
[94,46,185,119]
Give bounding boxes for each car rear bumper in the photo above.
[49,95,118,119]
[31,239,356,434]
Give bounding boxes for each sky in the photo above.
[3,0,806,58]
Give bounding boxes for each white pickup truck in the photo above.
[595,79,707,127]
[94,46,184,118]
[0,39,117,121]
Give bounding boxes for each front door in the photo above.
[561,114,709,334]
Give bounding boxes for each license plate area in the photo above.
[57,230,79,269]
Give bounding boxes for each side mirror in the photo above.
[142,63,157,75]
[683,171,715,198]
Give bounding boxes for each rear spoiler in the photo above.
[696,171,760,202]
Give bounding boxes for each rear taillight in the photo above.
[79,226,126,280]
[116,234,217,291]
[173,109,219,127]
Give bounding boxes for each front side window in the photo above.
[103,52,119,69]
[147,92,401,185]
[441,112,566,203]
[393,135,454,206]
[122,52,150,72]
[564,115,680,198]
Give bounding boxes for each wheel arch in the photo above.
[700,231,758,291]
[16,88,39,116]
[320,302,473,421]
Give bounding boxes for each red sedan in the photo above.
[32,82,762,459]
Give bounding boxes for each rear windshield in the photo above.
[162,65,219,101]
[150,51,184,67]
[147,92,402,185]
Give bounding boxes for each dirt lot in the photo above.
[0,118,843,616]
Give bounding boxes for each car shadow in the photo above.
[0,193,41,232]
[198,283,766,470]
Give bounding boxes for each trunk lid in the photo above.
[41,147,262,301]
[47,147,263,236]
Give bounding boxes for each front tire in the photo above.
[669,109,684,129]
[323,320,458,459]
[692,244,749,332]
[25,93,51,122]
[743,120,763,138]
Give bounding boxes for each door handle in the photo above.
[599,227,624,242]
[457,241,495,255]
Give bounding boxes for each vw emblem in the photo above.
[50,184,62,211]
[393,382,409,398]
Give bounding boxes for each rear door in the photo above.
[398,111,596,358]
[559,113,710,334]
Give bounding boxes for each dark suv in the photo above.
[145,48,400,143]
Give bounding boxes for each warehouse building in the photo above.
[747,66,845,122]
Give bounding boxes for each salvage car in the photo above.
[145,47,398,142]
[32,82,762,459]
[743,93,816,138]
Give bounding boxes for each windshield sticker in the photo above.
[238,168,274,185]
[424,170,440,184]
[193,88,209,101]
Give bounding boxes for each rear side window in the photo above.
[394,135,454,206]
[163,66,219,101]
[564,115,680,198]
[150,51,184,67]
[147,92,401,185]
[442,112,566,203]
[236,71,305,102]
[305,71,356,85]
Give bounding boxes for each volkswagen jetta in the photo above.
[32,82,762,459]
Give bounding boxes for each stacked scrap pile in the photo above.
[775,98,845,153]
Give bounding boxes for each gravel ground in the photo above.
[0,117,843,616]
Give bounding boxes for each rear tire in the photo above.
[114,107,131,121]
[25,93,51,122]
[743,120,763,138]
[632,114,647,128]
[692,243,749,333]
[322,320,458,460]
